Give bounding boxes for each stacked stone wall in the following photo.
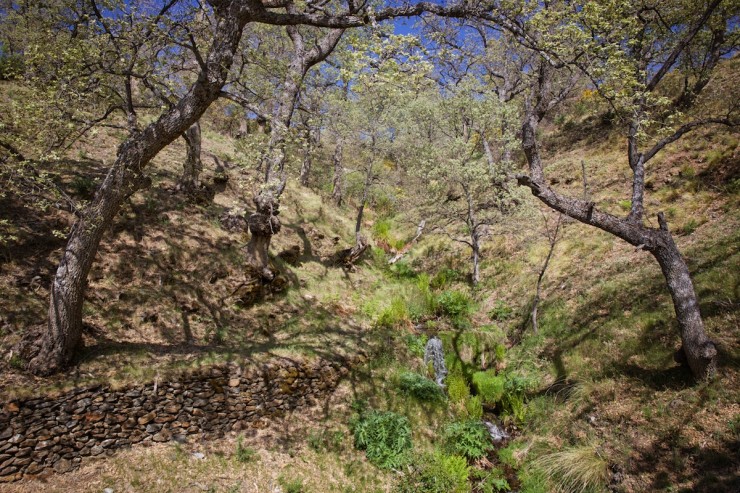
[0,357,354,482]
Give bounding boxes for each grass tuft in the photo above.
[533,444,609,493]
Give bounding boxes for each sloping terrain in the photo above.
[0,68,738,492]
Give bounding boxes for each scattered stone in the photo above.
[191,452,205,460]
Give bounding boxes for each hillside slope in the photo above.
[0,72,738,492]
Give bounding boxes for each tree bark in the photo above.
[246,26,344,274]
[531,214,561,334]
[516,62,718,379]
[179,122,203,192]
[463,181,482,286]
[246,192,281,280]
[472,239,481,286]
[299,127,313,186]
[331,142,344,207]
[652,216,717,378]
[27,1,249,375]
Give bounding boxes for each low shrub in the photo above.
[472,371,505,405]
[352,410,412,469]
[471,467,511,492]
[390,261,417,279]
[395,451,469,493]
[408,274,437,319]
[465,395,484,419]
[447,373,470,404]
[489,300,513,321]
[442,420,494,461]
[376,297,410,328]
[437,290,474,318]
[404,334,428,358]
[398,371,445,402]
[501,372,536,423]
[430,267,463,289]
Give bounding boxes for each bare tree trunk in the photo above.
[26,3,248,375]
[246,27,344,275]
[299,127,312,186]
[179,122,202,192]
[339,160,372,266]
[652,215,718,378]
[471,238,481,286]
[246,192,282,279]
[531,214,562,334]
[516,62,717,379]
[463,181,483,286]
[331,142,344,207]
[355,161,373,244]
[389,219,425,264]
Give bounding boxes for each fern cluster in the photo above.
[395,451,469,493]
[352,410,412,469]
[398,371,445,402]
[442,420,494,460]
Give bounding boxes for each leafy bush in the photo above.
[471,467,511,493]
[407,274,437,320]
[390,261,417,279]
[376,297,410,328]
[442,420,494,461]
[404,334,428,358]
[398,371,445,402]
[437,290,473,318]
[373,218,393,241]
[501,373,536,423]
[395,451,469,493]
[489,301,513,321]
[0,52,23,80]
[352,410,412,469]
[431,267,463,289]
[446,373,470,404]
[472,371,505,405]
[465,395,484,419]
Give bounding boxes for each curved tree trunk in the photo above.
[516,62,717,379]
[26,3,248,375]
[179,122,203,192]
[245,192,281,280]
[652,217,717,378]
[245,26,344,275]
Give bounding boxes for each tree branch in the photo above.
[643,117,737,164]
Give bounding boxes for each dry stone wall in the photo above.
[0,356,357,482]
